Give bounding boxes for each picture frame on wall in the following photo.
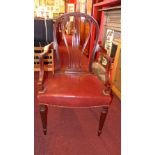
[67,4,74,13]
[46,0,54,5]
[104,29,114,55]
[39,0,46,6]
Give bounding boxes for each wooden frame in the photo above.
[34,47,54,72]
[111,40,121,99]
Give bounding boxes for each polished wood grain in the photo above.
[96,44,113,95]
[98,107,109,136]
[53,12,99,72]
[40,104,48,135]
[37,43,54,92]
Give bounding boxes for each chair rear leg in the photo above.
[98,107,108,136]
[40,104,48,135]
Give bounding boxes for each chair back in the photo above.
[53,12,100,73]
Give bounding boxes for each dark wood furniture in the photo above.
[37,12,112,136]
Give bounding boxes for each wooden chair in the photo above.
[37,12,112,136]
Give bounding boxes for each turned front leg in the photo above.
[40,104,48,135]
[98,107,108,136]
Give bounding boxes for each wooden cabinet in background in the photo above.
[111,40,121,99]
[34,47,54,72]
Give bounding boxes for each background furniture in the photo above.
[88,0,121,99]
[111,40,121,99]
[89,0,121,60]
[34,0,65,19]
[34,18,54,72]
[37,13,112,136]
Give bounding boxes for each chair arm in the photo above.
[37,42,54,92]
[96,44,113,95]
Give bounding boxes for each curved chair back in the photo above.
[53,12,100,73]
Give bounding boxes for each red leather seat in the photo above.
[38,73,111,107]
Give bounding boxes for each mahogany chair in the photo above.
[37,12,112,136]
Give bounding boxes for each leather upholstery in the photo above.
[38,73,111,107]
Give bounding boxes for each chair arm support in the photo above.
[37,42,54,91]
[96,44,113,95]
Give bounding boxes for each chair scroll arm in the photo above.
[37,42,54,92]
[96,44,113,95]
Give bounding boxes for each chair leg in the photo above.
[40,104,48,135]
[98,107,108,136]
